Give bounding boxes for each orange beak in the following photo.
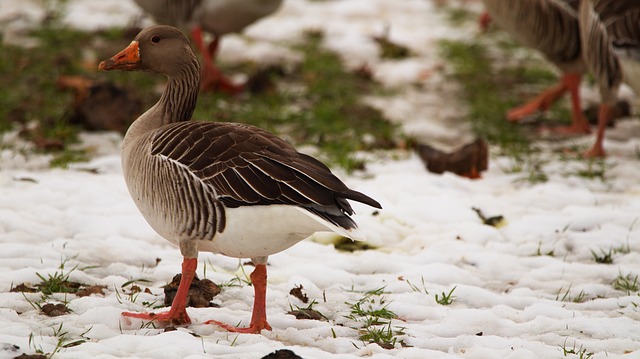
[98,41,141,71]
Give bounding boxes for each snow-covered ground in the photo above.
[2,0,640,358]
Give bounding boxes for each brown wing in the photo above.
[150,121,381,230]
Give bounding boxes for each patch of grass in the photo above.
[28,322,91,358]
[0,29,82,142]
[508,155,549,184]
[590,247,614,264]
[218,261,252,288]
[435,286,457,306]
[332,236,377,252]
[535,241,556,257]
[0,16,154,167]
[115,278,156,308]
[406,276,429,295]
[565,158,609,181]
[438,39,533,156]
[35,258,80,296]
[614,240,631,255]
[445,7,476,26]
[49,148,91,168]
[555,284,587,303]
[358,322,406,350]
[345,286,404,349]
[613,272,639,295]
[560,339,594,359]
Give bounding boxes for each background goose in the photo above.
[481,0,640,157]
[578,0,622,157]
[480,0,591,135]
[98,25,381,333]
[605,7,640,98]
[576,0,640,156]
[133,0,283,93]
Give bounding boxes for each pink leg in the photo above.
[205,264,272,333]
[122,257,196,325]
[584,104,610,158]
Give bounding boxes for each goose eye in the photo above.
[151,35,161,43]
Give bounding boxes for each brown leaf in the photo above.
[416,138,488,179]
[76,285,107,297]
[10,283,37,293]
[41,303,69,317]
[163,274,221,308]
[287,308,327,321]
[289,285,308,304]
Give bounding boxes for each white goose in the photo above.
[133,0,283,92]
[99,25,381,333]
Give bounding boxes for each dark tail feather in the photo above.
[344,189,382,209]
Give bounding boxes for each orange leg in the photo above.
[508,73,591,134]
[552,73,591,135]
[205,264,272,333]
[507,76,570,122]
[479,11,492,31]
[190,27,243,94]
[122,257,196,325]
[584,104,610,158]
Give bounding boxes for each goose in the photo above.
[577,0,640,156]
[603,6,640,98]
[481,0,640,157]
[578,0,622,157]
[98,25,381,333]
[480,0,591,135]
[133,0,283,93]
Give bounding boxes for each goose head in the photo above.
[99,25,199,77]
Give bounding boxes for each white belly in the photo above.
[197,205,330,259]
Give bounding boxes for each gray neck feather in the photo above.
[123,56,200,149]
[158,63,200,125]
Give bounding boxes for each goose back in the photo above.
[134,0,201,29]
[482,0,585,73]
[134,0,283,36]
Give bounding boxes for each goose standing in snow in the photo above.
[99,25,381,333]
[481,0,640,157]
[481,0,591,134]
[577,0,640,156]
[578,0,622,157]
[133,0,283,93]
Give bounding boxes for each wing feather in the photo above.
[150,121,381,231]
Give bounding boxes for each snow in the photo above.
[2,0,640,358]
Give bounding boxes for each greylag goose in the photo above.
[98,25,381,333]
[578,0,622,157]
[133,0,283,93]
[577,0,640,156]
[480,0,591,135]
